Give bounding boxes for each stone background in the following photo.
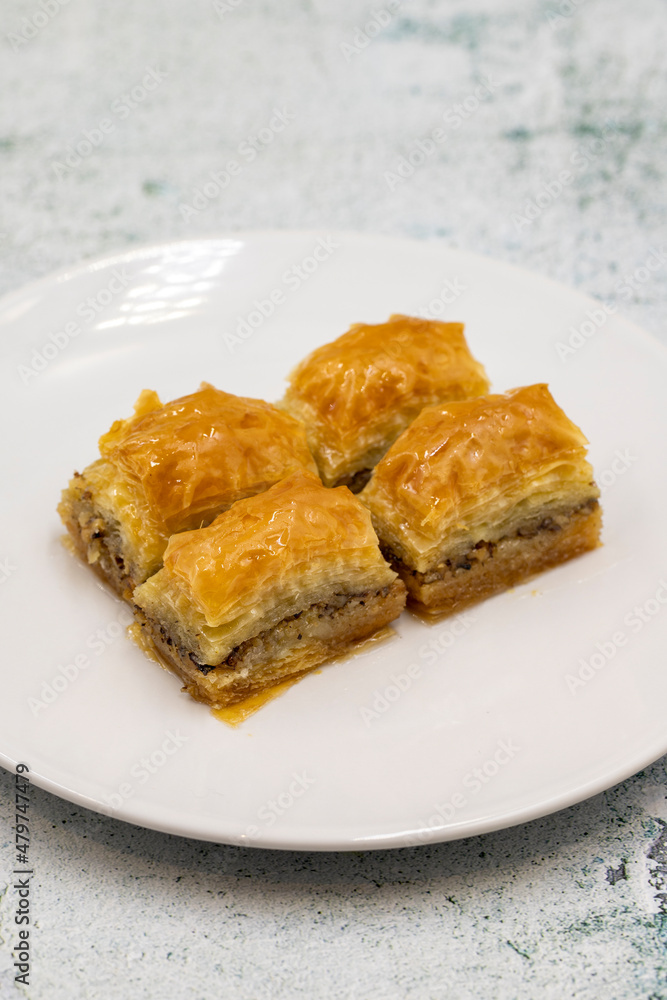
[0,0,666,996]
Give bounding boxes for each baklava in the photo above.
[361,384,602,614]
[281,314,490,490]
[132,471,406,707]
[58,384,318,597]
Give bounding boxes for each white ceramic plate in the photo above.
[1,231,666,850]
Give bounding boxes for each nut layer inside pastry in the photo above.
[385,499,601,614]
[332,468,374,494]
[59,471,144,597]
[134,581,406,708]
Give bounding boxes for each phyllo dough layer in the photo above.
[133,471,406,707]
[281,314,490,489]
[58,384,318,595]
[361,384,601,613]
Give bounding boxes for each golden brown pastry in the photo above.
[58,384,318,596]
[281,314,490,490]
[132,470,406,707]
[360,384,602,614]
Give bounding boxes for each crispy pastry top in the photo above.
[281,315,490,485]
[361,384,599,571]
[98,383,318,534]
[134,471,398,660]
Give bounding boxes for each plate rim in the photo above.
[2,730,666,851]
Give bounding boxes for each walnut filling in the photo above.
[383,498,600,584]
[144,586,394,676]
[132,579,406,707]
[333,468,373,494]
[61,477,132,596]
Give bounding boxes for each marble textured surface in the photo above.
[1,0,666,996]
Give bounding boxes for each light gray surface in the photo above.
[1,0,666,997]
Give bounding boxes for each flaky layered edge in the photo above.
[382,498,602,615]
[57,463,164,598]
[132,580,407,707]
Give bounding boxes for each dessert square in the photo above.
[361,384,602,614]
[132,471,406,707]
[281,314,490,490]
[58,384,318,597]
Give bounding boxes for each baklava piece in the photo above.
[361,384,602,615]
[58,384,318,598]
[132,471,406,708]
[281,314,490,490]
